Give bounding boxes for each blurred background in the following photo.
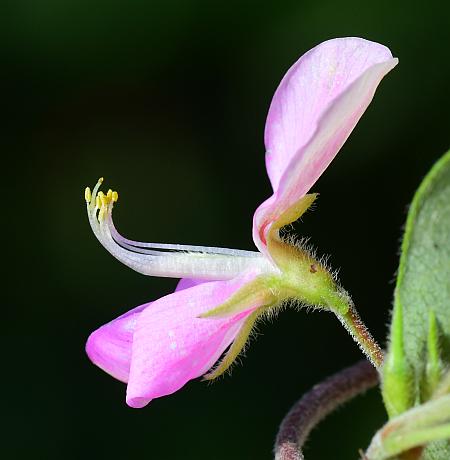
[3,0,449,458]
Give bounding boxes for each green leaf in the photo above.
[382,150,450,456]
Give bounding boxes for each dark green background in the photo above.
[4,0,449,458]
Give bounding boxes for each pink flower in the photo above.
[85,37,397,408]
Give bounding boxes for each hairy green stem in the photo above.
[336,305,384,369]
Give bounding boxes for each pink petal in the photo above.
[86,303,149,383]
[175,278,209,291]
[86,278,209,383]
[253,38,397,252]
[126,271,261,408]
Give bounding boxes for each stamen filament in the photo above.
[107,217,260,257]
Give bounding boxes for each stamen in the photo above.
[84,187,91,203]
[84,178,276,280]
[91,178,104,206]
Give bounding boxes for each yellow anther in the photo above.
[98,206,106,222]
[87,178,116,223]
[97,191,107,207]
[84,187,92,203]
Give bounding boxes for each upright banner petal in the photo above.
[254,38,397,252]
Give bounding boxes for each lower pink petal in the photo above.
[126,271,260,408]
[86,278,210,383]
[175,278,209,292]
[86,302,149,383]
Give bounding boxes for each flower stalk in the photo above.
[336,305,384,369]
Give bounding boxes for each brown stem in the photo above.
[274,360,379,460]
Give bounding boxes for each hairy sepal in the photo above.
[203,310,260,380]
[202,196,350,320]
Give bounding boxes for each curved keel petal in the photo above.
[86,303,149,383]
[126,271,263,408]
[86,278,210,383]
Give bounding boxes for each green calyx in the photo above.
[266,193,350,315]
[202,193,350,321]
[199,194,352,380]
[267,240,350,315]
[200,244,349,320]
[198,239,351,380]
